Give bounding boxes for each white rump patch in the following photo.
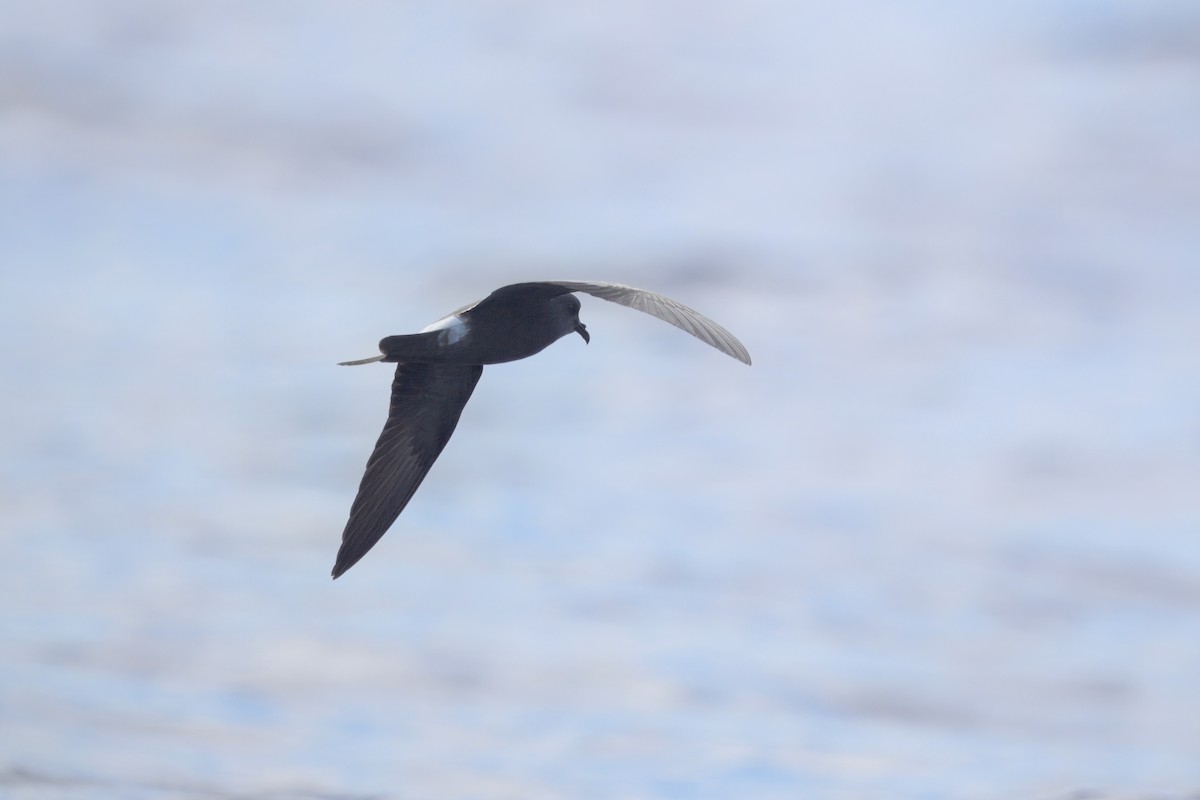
[420,313,469,345]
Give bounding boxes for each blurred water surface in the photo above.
[2,2,1199,799]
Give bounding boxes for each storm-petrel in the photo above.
[332,280,750,578]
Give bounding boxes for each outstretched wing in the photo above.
[333,362,484,578]
[543,280,751,365]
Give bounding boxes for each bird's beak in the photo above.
[575,321,590,344]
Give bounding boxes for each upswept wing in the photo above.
[545,280,751,365]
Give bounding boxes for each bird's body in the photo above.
[333,280,750,578]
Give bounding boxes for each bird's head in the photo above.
[554,293,589,344]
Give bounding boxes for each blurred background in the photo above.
[2,1,1199,798]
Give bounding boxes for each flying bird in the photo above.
[332,280,751,578]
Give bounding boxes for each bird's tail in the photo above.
[338,332,446,366]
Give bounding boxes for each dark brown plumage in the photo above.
[333,280,750,578]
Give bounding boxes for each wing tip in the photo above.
[331,538,361,579]
[728,340,753,365]
[330,557,352,579]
